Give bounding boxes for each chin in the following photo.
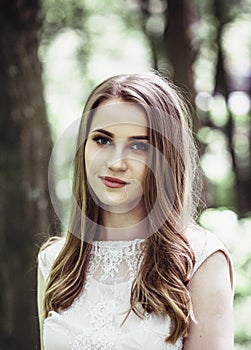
[97,197,144,214]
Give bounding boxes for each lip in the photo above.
[99,176,129,188]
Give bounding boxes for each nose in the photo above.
[106,143,128,171]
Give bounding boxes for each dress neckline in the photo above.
[92,238,146,250]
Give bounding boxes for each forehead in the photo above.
[89,99,148,135]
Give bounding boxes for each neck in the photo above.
[97,201,148,241]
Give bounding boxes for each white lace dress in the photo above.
[38,227,233,350]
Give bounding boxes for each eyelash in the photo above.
[92,135,149,152]
[92,135,111,145]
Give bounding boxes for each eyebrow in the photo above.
[91,128,149,141]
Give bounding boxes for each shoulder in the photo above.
[183,225,234,349]
[185,224,234,289]
[37,236,66,280]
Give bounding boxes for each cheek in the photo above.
[140,165,147,180]
[132,161,147,181]
[85,142,105,174]
[129,156,147,174]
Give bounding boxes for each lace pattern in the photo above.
[88,239,144,283]
[69,294,123,350]
[65,239,182,350]
[60,239,143,319]
[39,230,231,350]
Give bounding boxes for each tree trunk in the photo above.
[164,0,196,100]
[139,0,198,129]
[212,0,250,213]
[0,1,56,349]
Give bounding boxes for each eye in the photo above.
[92,135,112,146]
[131,142,149,152]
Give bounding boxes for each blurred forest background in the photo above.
[0,0,251,349]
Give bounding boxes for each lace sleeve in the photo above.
[38,238,66,280]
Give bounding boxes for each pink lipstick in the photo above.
[99,176,129,188]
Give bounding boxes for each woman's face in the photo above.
[84,98,149,213]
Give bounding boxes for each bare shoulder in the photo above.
[183,225,234,349]
[185,223,234,288]
[189,250,232,293]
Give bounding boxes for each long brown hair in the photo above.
[43,72,202,343]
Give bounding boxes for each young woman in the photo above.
[37,72,234,350]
